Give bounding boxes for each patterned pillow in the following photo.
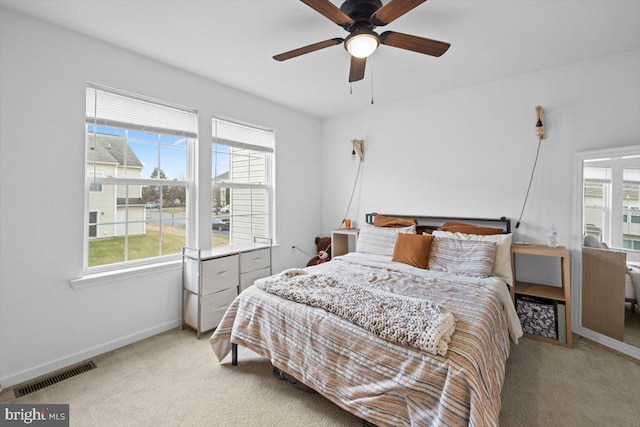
[356,224,416,257]
[432,230,513,285]
[428,237,497,277]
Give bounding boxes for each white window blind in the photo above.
[624,167,640,183]
[86,84,197,138]
[214,118,274,152]
[584,166,611,183]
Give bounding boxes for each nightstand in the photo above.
[331,228,360,258]
[511,244,572,347]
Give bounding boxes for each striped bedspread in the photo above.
[210,253,521,427]
[256,269,456,356]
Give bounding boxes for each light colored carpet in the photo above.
[500,336,639,426]
[1,328,639,426]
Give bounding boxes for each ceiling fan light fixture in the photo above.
[273,0,451,84]
[345,30,379,58]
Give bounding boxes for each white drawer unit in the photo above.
[240,247,270,272]
[184,287,238,333]
[239,247,271,293]
[240,267,271,293]
[184,255,239,295]
[182,241,271,338]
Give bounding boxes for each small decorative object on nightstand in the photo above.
[331,228,360,258]
[511,244,572,348]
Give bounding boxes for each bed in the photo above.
[210,214,523,426]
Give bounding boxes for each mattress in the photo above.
[210,252,522,427]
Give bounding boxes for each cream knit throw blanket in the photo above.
[256,269,456,356]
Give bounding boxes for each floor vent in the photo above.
[14,361,97,398]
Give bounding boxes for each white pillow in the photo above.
[432,230,513,286]
[356,224,416,257]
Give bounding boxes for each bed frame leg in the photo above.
[232,343,238,366]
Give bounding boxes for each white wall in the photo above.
[321,50,640,252]
[0,7,322,387]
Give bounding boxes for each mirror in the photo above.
[572,145,640,358]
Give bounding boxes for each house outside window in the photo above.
[85,85,196,272]
[212,117,274,247]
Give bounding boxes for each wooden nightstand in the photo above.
[511,244,572,348]
[331,228,360,258]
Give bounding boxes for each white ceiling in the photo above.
[2,0,639,118]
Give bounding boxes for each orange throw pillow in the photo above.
[374,214,418,228]
[392,233,434,269]
[439,222,503,235]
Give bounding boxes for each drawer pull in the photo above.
[217,270,228,276]
[253,257,262,262]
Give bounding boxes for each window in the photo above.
[583,166,610,242]
[622,166,640,250]
[582,154,640,260]
[88,172,103,192]
[85,85,196,272]
[212,117,274,247]
[624,239,640,250]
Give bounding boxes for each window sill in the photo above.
[70,260,182,290]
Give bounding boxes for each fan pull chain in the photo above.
[370,57,375,105]
[350,83,352,95]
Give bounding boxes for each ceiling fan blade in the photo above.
[273,38,344,61]
[349,56,366,83]
[380,31,450,57]
[301,0,354,26]
[371,0,427,26]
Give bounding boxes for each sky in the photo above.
[89,125,194,180]
[88,125,238,181]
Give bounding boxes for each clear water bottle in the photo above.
[548,225,558,247]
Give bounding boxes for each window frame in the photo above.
[583,168,611,243]
[574,146,640,267]
[84,84,196,274]
[211,116,275,248]
[582,157,640,252]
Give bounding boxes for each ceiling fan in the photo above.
[273,0,451,83]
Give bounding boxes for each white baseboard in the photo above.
[574,325,640,360]
[0,319,182,390]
